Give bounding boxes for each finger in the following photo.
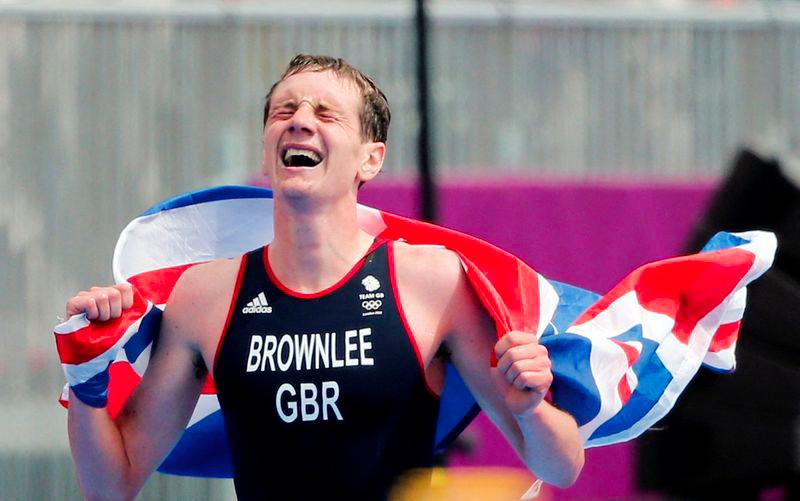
[80,296,100,320]
[497,343,549,374]
[511,370,552,393]
[94,292,111,322]
[107,287,122,319]
[504,353,551,385]
[503,359,544,384]
[495,331,539,359]
[496,344,539,373]
[116,283,134,310]
[66,293,86,317]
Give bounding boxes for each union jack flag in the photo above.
[55,186,775,477]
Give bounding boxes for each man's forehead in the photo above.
[271,70,361,107]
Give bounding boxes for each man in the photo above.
[63,54,584,499]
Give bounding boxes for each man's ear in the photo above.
[358,142,386,183]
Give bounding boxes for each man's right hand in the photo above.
[63,265,224,500]
[66,283,135,321]
[57,283,142,408]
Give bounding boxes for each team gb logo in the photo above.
[362,275,380,292]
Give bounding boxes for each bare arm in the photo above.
[394,245,584,487]
[453,329,585,487]
[66,260,236,500]
[68,328,204,500]
[443,253,584,487]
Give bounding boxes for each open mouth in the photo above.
[282,147,322,168]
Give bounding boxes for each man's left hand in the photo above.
[493,331,553,416]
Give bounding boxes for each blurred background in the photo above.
[1,0,799,499]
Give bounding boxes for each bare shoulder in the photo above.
[391,241,464,297]
[168,257,241,309]
[391,241,484,351]
[162,256,243,349]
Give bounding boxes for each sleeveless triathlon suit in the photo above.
[214,240,440,500]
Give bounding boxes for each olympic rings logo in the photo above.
[362,300,382,311]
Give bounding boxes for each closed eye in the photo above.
[270,109,294,120]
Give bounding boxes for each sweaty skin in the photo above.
[65,68,583,500]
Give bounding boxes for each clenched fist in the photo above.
[66,283,134,322]
[493,330,553,416]
[58,282,142,408]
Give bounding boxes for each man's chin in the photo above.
[278,184,312,198]
[273,179,318,201]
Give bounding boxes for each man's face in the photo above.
[262,70,383,202]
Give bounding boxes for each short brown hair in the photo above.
[263,54,391,144]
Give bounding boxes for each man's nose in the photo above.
[288,103,315,134]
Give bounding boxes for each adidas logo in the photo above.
[242,292,273,314]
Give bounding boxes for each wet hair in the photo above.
[263,54,391,144]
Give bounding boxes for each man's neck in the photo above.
[268,195,375,293]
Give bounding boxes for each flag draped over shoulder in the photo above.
[55,185,776,477]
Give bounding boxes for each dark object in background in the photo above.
[637,149,800,499]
